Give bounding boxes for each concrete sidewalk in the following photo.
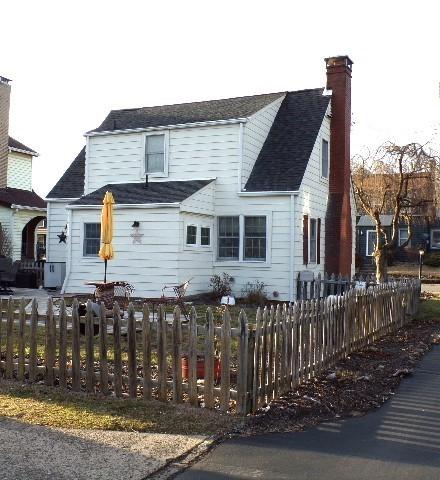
[178,346,440,480]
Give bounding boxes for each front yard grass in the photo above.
[0,379,239,435]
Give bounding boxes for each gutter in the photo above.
[9,147,39,157]
[237,190,299,197]
[11,204,47,212]
[66,202,181,210]
[85,118,248,137]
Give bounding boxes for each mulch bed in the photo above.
[240,300,440,436]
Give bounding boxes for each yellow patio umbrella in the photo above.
[98,191,115,283]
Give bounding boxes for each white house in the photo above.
[46,56,355,301]
[0,76,46,261]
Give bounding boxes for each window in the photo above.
[217,215,268,262]
[218,216,240,259]
[309,218,317,263]
[244,216,266,260]
[366,230,376,256]
[398,227,409,247]
[321,139,329,179]
[431,229,440,249]
[145,134,165,174]
[83,223,100,257]
[186,225,197,245]
[201,227,211,246]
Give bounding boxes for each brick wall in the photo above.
[0,77,11,189]
[324,56,353,276]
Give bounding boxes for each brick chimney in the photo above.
[0,75,11,189]
[324,56,353,276]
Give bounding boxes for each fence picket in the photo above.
[127,303,137,398]
[45,297,56,386]
[29,298,38,382]
[71,299,81,391]
[157,305,168,402]
[113,303,123,397]
[142,304,152,401]
[172,306,183,403]
[237,310,249,415]
[99,303,109,396]
[252,308,262,411]
[85,300,95,393]
[220,308,231,412]
[204,308,215,409]
[188,306,198,406]
[17,298,26,381]
[58,299,67,388]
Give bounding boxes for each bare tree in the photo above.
[352,142,439,282]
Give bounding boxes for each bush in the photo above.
[423,253,440,267]
[209,273,232,299]
[241,280,267,307]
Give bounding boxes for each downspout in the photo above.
[61,208,72,294]
[45,202,51,262]
[289,194,296,302]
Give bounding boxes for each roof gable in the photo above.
[244,88,330,192]
[89,92,285,134]
[8,136,38,156]
[47,147,85,199]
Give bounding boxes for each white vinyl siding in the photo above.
[46,201,70,263]
[7,151,33,191]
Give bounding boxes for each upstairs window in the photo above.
[145,134,165,174]
[218,216,240,260]
[83,223,100,257]
[321,139,329,179]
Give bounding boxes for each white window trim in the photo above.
[214,213,272,265]
[431,229,440,249]
[308,217,318,264]
[185,224,198,247]
[141,130,169,179]
[366,229,376,256]
[398,227,410,247]
[183,221,213,250]
[81,222,101,259]
[320,137,330,181]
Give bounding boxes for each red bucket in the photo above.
[181,355,221,381]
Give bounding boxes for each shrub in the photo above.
[209,273,232,299]
[241,280,267,307]
[423,253,440,267]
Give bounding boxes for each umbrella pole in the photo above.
[104,259,107,284]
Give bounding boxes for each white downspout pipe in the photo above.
[289,194,296,302]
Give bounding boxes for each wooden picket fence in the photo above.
[0,279,420,415]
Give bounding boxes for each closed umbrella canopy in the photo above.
[99,191,115,282]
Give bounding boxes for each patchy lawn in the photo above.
[389,263,440,279]
[0,380,239,435]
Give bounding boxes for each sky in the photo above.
[2,0,440,197]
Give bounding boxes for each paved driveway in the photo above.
[178,347,440,479]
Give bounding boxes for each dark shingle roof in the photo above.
[0,187,46,209]
[245,88,330,192]
[8,136,38,156]
[69,180,214,206]
[46,147,85,198]
[89,92,285,133]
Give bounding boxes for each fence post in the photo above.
[220,307,231,412]
[99,303,109,396]
[45,297,56,386]
[58,299,67,388]
[204,307,215,409]
[85,300,95,393]
[127,303,137,398]
[172,306,183,404]
[157,304,168,402]
[113,302,123,397]
[29,298,38,382]
[142,304,152,401]
[17,298,26,381]
[71,299,81,391]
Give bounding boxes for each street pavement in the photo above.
[178,346,440,479]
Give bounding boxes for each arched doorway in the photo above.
[21,215,46,260]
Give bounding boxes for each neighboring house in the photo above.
[46,56,355,301]
[357,214,440,268]
[0,76,46,261]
